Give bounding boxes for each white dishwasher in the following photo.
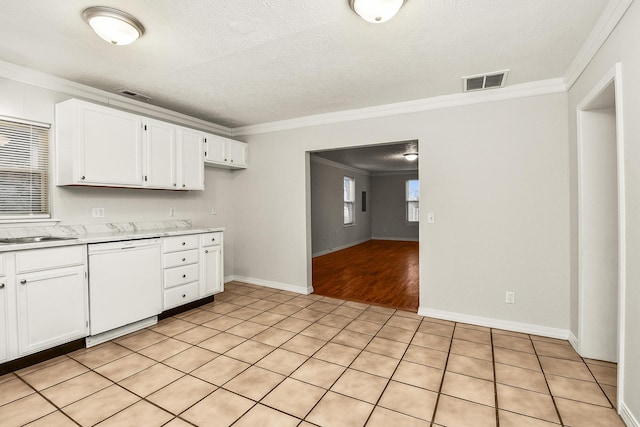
[88,238,162,336]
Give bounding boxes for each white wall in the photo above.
[568,0,640,421]
[0,77,237,275]
[371,172,419,241]
[310,156,371,256]
[235,92,570,332]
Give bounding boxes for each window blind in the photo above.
[406,179,419,222]
[344,176,355,225]
[0,117,51,220]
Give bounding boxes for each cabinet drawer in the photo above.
[163,249,198,268]
[200,232,222,247]
[164,264,199,289]
[16,246,84,273]
[163,235,198,253]
[0,254,4,276]
[164,281,199,309]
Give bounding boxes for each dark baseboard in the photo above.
[1,295,216,376]
[158,295,215,321]
[0,339,85,376]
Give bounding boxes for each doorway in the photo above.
[307,141,420,311]
[577,64,625,405]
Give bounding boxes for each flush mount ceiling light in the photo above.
[404,153,418,161]
[82,6,145,45]
[348,0,406,23]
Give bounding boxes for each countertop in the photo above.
[0,220,224,253]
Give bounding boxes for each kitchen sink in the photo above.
[0,236,79,244]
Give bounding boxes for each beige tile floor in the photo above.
[0,282,624,427]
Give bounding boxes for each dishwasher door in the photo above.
[88,239,162,335]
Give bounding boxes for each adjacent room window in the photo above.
[406,179,419,223]
[343,176,355,225]
[0,117,51,220]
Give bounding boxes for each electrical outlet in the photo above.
[427,212,436,224]
[169,207,176,217]
[91,208,104,218]
[505,291,516,304]
[211,206,217,215]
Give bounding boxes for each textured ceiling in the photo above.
[313,141,419,172]
[0,0,608,128]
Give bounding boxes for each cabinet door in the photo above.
[144,120,176,189]
[0,279,8,363]
[228,140,247,167]
[204,135,227,163]
[16,266,87,356]
[178,128,204,190]
[201,245,222,296]
[80,104,143,186]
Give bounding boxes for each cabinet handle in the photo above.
[211,238,215,242]
[182,294,186,298]
[0,283,4,289]
[182,258,186,261]
[205,250,209,254]
[173,183,177,187]
[81,176,85,180]
[182,184,186,188]
[181,242,186,246]
[20,279,27,285]
[182,274,186,278]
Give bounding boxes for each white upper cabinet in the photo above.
[56,99,143,187]
[178,127,205,190]
[143,119,176,189]
[204,134,247,169]
[56,99,205,191]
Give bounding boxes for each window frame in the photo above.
[406,179,419,224]
[343,175,355,226]
[0,116,52,222]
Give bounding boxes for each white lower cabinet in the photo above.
[16,266,86,355]
[162,231,224,310]
[1,246,89,362]
[201,233,223,296]
[0,254,8,363]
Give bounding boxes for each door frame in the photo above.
[576,62,625,407]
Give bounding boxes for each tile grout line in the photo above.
[490,328,500,427]
[361,311,425,426]
[428,321,456,427]
[529,334,565,426]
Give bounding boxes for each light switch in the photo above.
[427,212,435,224]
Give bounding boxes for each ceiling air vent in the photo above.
[462,69,509,92]
[117,89,152,101]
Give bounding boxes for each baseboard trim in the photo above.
[620,402,639,427]
[371,236,419,242]
[568,331,580,354]
[230,275,313,295]
[417,307,571,340]
[312,238,371,258]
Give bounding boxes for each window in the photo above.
[406,179,419,223]
[343,176,355,225]
[0,117,51,220]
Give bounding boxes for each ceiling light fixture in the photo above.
[82,6,145,45]
[348,0,406,23]
[404,153,418,161]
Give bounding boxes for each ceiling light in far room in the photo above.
[82,6,145,45]
[404,153,418,161]
[348,0,406,23]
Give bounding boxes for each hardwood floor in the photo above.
[312,240,419,312]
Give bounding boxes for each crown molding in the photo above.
[0,59,232,136]
[564,0,634,90]
[310,155,370,176]
[232,78,566,136]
